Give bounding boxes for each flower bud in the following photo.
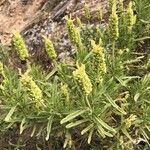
[126,2,136,33]
[97,5,103,21]
[12,32,29,61]
[0,62,4,76]
[65,16,82,49]
[91,40,106,83]
[73,63,92,95]
[108,4,119,41]
[61,83,69,103]
[109,0,116,10]
[20,70,44,109]
[83,3,91,20]
[43,36,57,60]
[0,62,6,88]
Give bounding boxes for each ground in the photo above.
[0,0,48,44]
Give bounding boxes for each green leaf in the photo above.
[4,106,17,122]
[95,117,116,133]
[31,125,36,137]
[105,94,126,115]
[123,56,144,65]
[81,123,94,135]
[97,124,106,138]
[115,76,139,87]
[45,67,58,81]
[66,119,88,129]
[88,129,94,144]
[122,128,133,141]
[134,93,140,102]
[46,116,53,141]
[60,109,88,124]
[134,36,150,41]
[115,76,127,87]
[20,118,26,134]
[63,131,72,148]
[97,123,113,137]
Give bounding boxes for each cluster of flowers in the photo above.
[20,69,44,109]
[11,0,137,104]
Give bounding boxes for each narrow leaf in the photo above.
[122,128,133,141]
[4,106,16,122]
[66,119,88,129]
[45,67,58,81]
[134,93,140,102]
[88,129,94,144]
[105,94,126,115]
[46,116,53,141]
[31,125,36,137]
[20,118,26,134]
[81,123,94,135]
[95,117,116,133]
[97,125,106,138]
[60,109,88,124]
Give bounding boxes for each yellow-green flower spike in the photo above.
[20,70,44,109]
[119,0,124,12]
[83,3,91,20]
[126,2,136,33]
[65,16,82,49]
[109,0,116,10]
[97,5,103,21]
[91,40,106,83]
[73,63,92,95]
[12,32,29,61]
[43,36,57,60]
[61,83,69,103]
[0,62,6,88]
[108,4,119,41]
[0,62,4,77]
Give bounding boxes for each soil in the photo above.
[0,0,48,44]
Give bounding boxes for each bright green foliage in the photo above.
[73,63,92,95]
[108,4,119,41]
[43,36,57,59]
[91,40,106,83]
[0,1,150,149]
[12,32,29,61]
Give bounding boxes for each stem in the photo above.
[85,95,92,109]
[112,41,116,69]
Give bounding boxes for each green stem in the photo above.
[112,41,116,70]
[85,96,92,109]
